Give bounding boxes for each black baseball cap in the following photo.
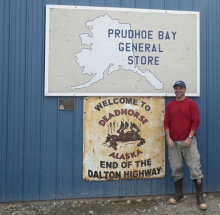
[173,80,186,88]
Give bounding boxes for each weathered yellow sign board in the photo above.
[83,97,165,181]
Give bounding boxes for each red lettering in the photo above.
[109,152,115,158]
[114,110,120,116]
[142,119,148,125]
[108,112,115,120]
[102,116,109,122]
[121,109,127,115]
[98,120,105,126]
[126,153,130,159]
[130,152,137,158]
[137,150,143,156]
[119,154,125,160]
[139,115,145,122]
[116,153,120,159]
[128,110,134,116]
[134,112,140,118]
[108,150,142,160]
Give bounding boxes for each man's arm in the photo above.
[190,101,200,132]
[183,130,195,148]
[183,101,199,148]
[164,103,174,149]
[165,129,174,149]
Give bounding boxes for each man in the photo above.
[164,80,207,210]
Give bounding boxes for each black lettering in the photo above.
[121,162,127,168]
[108,99,113,105]
[147,158,151,166]
[113,98,119,104]
[119,98,125,104]
[88,170,93,177]
[124,171,129,178]
[141,101,146,107]
[135,161,140,167]
[125,98,132,104]
[145,169,152,176]
[133,99,138,105]
[104,171,109,179]
[139,170,145,177]
[115,171,121,179]
[102,100,108,107]
[94,103,103,111]
[145,105,151,111]
[100,161,105,168]
[157,167,162,174]
[141,160,147,167]
[109,172,115,178]
[93,171,99,178]
[152,168,157,175]
[133,170,138,178]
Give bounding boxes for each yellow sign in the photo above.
[83,97,165,181]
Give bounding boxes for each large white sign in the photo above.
[45,5,200,96]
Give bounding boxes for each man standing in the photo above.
[164,80,207,210]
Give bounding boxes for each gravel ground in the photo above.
[0,193,220,215]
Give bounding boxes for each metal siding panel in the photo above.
[179,0,193,11]
[121,0,136,8]
[164,0,179,10]
[136,179,152,195]
[58,0,75,5]
[72,97,89,198]
[22,0,46,201]
[6,0,27,202]
[91,0,106,7]
[57,110,74,199]
[105,180,121,197]
[0,0,10,202]
[206,0,213,192]
[121,180,135,196]
[135,0,151,9]
[217,0,220,192]
[151,0,165,10]
[206,0,220,192]
[106,0,121,7]
[154,178,166,194]
[194,0,209,193]
[89,181,107,198]
[164,143,173,194]
[74,0,91,6]
[39,0,58,201]
[40,98,58,200]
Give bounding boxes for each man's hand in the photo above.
[166,137,174,149]
[183,137,192,148]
